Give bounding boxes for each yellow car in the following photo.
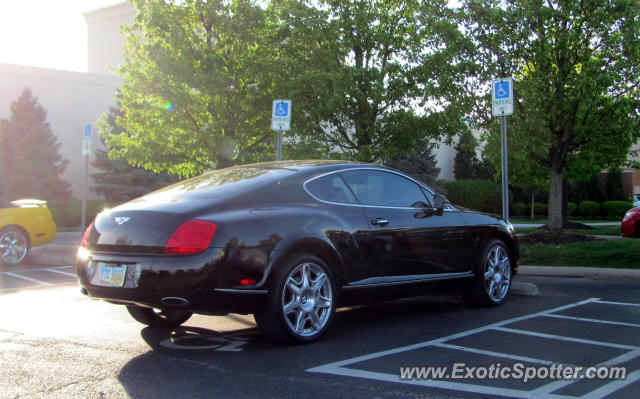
[0,197,56,264]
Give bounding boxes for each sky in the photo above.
[0,0,123,72]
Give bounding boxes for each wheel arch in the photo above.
[482,230,518,269]
[269,238,346,289]
[0,224,32,248]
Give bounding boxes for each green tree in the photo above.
[110,0,277,177]
[0,88,71,206]
[385,146,443,192]
[92,105,179,204]
[453,130,496,180]
[454,130,478,180]
[462,0,640,230]
[604,168,626,201]
[269,0,469,162]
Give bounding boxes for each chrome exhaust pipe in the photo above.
[161,297,189,306]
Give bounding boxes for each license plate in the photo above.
[94,263,127,287]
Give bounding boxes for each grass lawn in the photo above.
[510,218,616,225]
[515,226,621,236]
[519,239,640,269]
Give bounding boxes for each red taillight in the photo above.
[240,278,257,285]
[81,222,93,248]
[164,220,217,255]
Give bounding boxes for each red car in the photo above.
[621,207,640,238]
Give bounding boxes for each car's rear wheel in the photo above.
[126,305,192,328]
[0,227,29,265]
[254,253,336,343]
[462,239,512,307]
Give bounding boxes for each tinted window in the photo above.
[341,170,428,207]
[132,167,295,203]
[306,174,358,204]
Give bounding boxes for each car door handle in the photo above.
[371,218,389,227]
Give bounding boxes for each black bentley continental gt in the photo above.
[78,160,518,343]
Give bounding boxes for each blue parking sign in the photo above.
[492,78,513,116]
[83,124,92,137]
[275,102,289,117]
[495,81,509,99]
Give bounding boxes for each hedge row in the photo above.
[49,199,112,228]
[444,180,509,214]
[510,200,633,219]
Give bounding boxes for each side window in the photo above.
[341,170,428,207]
[305,173,358,204]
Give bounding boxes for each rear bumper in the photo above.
[77,247,271,314]
[621,219,637,238]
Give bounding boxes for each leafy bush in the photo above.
[567,202,577,216]
[511,202,526,217]
[601,201,633,219]
[604,169,626,201]
[533,203,548,216]
[49,199,113,228]
[444,179,508,214]
[579,201,600,218]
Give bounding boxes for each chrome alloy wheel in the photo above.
[483,244,511,302]
[281,262,333,337]
[0,229,28,264]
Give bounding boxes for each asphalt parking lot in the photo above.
[0,272,638,399]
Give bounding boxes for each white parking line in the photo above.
[596,300,640,307]
[308,298,640,399]
[309,298,599,371]
[492,327,637,350]
[433,342,556,365]
[582,368,640,399]
[543,313,640,328]
[2,272,53,286]
[44,268,77,278]
[531,348,640,397]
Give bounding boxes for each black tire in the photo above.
[126,305,192,328]
[462,239,513,307]
[254,252,337,344]
[0,226,30,265]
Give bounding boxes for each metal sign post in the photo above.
[492,78,514,222]
[271,100,291,161]
[81,124,92,231]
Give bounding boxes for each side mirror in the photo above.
[414,194,446,219]
[433,194,445,216]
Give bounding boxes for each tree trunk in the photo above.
[562,179,568,227]
[548,168,564,231]
[530,191,535,220]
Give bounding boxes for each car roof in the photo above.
[238,160,374,177]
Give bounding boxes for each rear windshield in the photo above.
[138,167,296,202]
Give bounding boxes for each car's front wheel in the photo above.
[126,305,192,328]
[462,239,513,307]
[255,253,336,343]
[0,227,30,265]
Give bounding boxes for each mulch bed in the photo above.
[518,230,604,245]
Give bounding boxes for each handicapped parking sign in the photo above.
[272,100,292,130]
[275,102,288,117]
[492,78,513,116]
[495,81,509,99]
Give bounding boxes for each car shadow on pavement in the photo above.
[139,325,266,352]
[136,292,487,354]
[118,293,539,397]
